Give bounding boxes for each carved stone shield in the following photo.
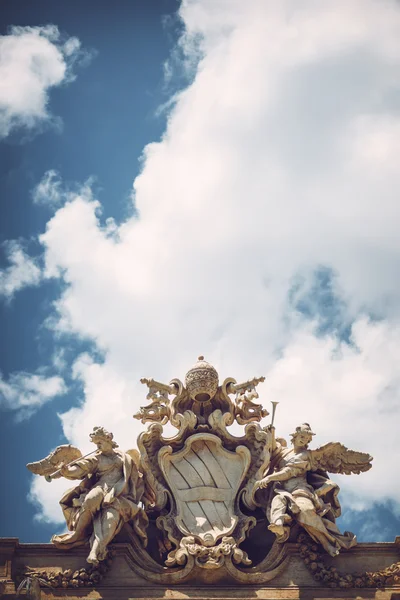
[158,433,251,547]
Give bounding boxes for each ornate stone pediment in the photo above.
[133,357,275,574]
[23,355,376,588]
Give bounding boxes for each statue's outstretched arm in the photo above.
[256,464,305,490]
[59,462,88,480]
[26,444,90,482]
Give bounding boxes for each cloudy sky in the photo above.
[1,0,400,544]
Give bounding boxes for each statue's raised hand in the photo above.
[255,475,272,490]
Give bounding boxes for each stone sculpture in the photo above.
[253,423,372,556]
[27,356,373,582]
[27,426,148,566]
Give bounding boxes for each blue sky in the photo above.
[0,0,179,541]
[1,0,400,543]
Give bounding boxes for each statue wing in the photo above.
[26,444,82,476]
[310,442,373,475]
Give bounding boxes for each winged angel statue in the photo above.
[27,427,148,566]
[252,423,372,557]
[27,357,373,580]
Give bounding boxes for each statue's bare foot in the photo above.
[326,544,340,557]
[97,548,107,561]
[86,554,99,566]
[268,523,290,543]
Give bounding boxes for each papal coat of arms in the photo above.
[27,356,373,583]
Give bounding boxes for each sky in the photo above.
[0,0,400,545]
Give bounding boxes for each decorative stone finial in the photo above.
[185,356,219,403]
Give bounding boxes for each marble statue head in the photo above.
[290,422,315,445]
[89,426,119,448]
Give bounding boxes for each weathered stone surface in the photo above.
[14,357,397,598]
[26,426,148,568]
[1,537,399,599]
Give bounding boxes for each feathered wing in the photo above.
[309,442,373,475]
[26,445,82,476]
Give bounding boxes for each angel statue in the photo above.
[254,423,372,557]
[27,426,149,565]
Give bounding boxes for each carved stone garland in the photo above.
[299,534,400,588]
[16,548,115,592]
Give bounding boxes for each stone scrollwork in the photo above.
[229,375,269,425]
[166,535,252,569]
[157,433,252,568]
[134,357,275,576]
[133,378,173,424]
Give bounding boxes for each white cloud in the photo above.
[0,24,89,138]
[0,241,42,299]
[29,0,400,537]
[0,370,66,420]
[29,475,72,527]
[32,169,63,206]
[265,317,400,502]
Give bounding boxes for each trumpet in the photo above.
[45,450,98,482]
[270,401,279,427]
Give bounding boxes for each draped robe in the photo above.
[264,445,356,556]
[52,450,148,551]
